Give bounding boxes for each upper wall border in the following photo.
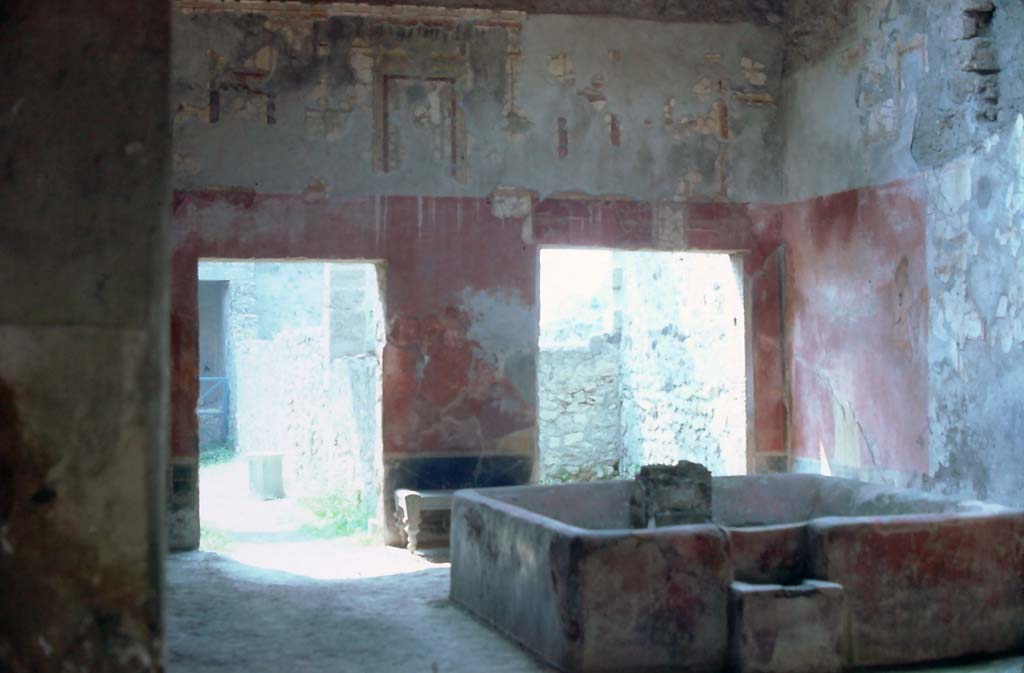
[175,1,526,26]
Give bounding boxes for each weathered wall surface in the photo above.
[618,252,747,476]
[749,182,929,485]
[0,0,170,670]
[924,117,1024,504]
[197,280,227,445]
[780,0,1024,505]
[172,7,783,202]
[171,194,542,542]
[168,2,796,546]
[171,195,783,543]
[276,0,785,24]
[782,0,925,200]
[781,0,1021,200]
[538,337,622,482]
[197,281,227,377]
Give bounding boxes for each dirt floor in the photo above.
[166,457,1024,673]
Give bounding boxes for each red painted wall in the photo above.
[750,179,929,480]
[171,181,927,488]
[170,193,787,473]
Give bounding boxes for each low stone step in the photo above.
[247,452,285,500]
[729,579,845,673]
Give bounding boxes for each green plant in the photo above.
[200,524,232,553]
[300,490,369,539]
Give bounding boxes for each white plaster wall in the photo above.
[618,252,746,477]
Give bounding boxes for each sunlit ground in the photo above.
[197,451,444,580]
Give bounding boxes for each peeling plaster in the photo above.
[173,10,783,201]
[546,52,575,86]
[460,287,535,366]
[740,57,768,86]
[926,114,1024,505]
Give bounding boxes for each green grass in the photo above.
[200,524,233,553]
[199,444,235,468]
[299,490,370,539]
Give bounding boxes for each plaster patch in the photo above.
[740,57,768,86]
[175,102,209,124]
[937,156,974,214]
[173,152,200,178]
[460,288,534,359]
[243,46,276,75]
[673,171,706,202]
[733,92,776,106]
[490,187,533,220]
[227,93,267,122]
[663,98,676,127]
[578,75,607,110]
[349,43,375,107]
[547,52,575,86]
[653,204,687,247]
[867,98,898,140]
[670,101,729,140]
[693,78,713,98]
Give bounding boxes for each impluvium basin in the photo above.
[450,474,1024,673]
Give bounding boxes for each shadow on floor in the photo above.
[165,548,557,673]
[863,656,1024,673]
[167,548,1024,673]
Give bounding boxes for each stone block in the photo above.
[958,14,980,39]
[729,523,807,585]
[248,452,285,500]
[953,73,1000,103]
[729,580,845,673]
[630,460,711,527]
[807,513,1024,667]
[959,0,994,12]
[452,485,731,673]
[959,40,998,73]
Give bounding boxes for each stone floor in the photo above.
[168,458,1024,673]
[165,541,1024,673]
[165,542,556,673]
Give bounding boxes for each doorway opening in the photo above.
[537,248,748,483]
[195,260,386,568]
